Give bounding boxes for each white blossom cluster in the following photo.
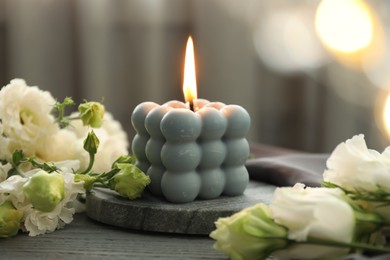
[0,161,83,236]
[0,79,129,236]
[0,79,128,173]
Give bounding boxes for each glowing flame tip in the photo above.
[183,36,197,105]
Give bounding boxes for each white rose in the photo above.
[0,163,12,182]
[323,134,390,192]
[0,175,27,206]
[69,112,129,172]
[35,129,81,163]
[0,79,58,158]
[270,183,354,259]
[22,161,84,236]
[92,131,128,172]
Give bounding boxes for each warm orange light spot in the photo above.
[383,94,390,138]
[183,36,197,108]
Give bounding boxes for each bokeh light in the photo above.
[374,91,390,140]
[383,94,390,137]
[315,0,373,53]
[253,6,327,74]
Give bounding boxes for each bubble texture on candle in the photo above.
[131,100,251,203]
[198,169,226,199]
[161,170,201,203]
[223,167,249,196]
[132,135,149,161]
[163,100,187,108]
[145,106,171,196]
[145,138,165,196]
[160,109,202,142]
[196,107,227,199]
[131,134,150,173]
[221,105,251,138]
[221,105,251,196]
[223,139,250,166]
[205,102,226,110]
[198,141,226,169]
[145,106,171,137]
[193,98,210,111]
[146,166,165,196]
[131,102,158,135]
[197,107,227,140]
[131,102,158,173]
[159,109,202,202]
[161,143,201,171]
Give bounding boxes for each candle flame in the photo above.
[183,36,197,105]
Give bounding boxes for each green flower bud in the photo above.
[75,173,97,191]
[210,204,289,260]
[78,101,105,128]
[0,201,23,238]
[83,131,100,155]
[23,170,65,212]
[62,97,75,106]
[109,164,150,200]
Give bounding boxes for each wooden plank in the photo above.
[1,213,225,259]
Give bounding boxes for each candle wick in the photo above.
[189,101,194,112]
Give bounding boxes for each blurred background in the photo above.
[0,0,389,153]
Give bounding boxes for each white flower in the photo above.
[0,79,58,158]
[210,204,288,260]
[270,183,354,259]
[0,163,12,182]
[35,129,81,163]
[323,134,390,193]
[70,112,129,172]
[0,124,9,160]
[22,160,84,236]
[0,175,27,206]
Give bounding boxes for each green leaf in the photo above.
[53,97,76,128]
[321,181,340,189]
[62,97,75,106]
[12,150,24,166]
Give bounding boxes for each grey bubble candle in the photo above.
[131,37,251,203]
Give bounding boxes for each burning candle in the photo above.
[131,36,250,203]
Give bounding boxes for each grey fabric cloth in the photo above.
[245,153,329,187]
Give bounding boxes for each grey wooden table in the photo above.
[1,213,226,259]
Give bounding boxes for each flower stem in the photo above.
[12,165,27,178]
[79,153,95,175]
[67,115,81,121]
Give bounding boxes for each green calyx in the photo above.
[74,173,97,191]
